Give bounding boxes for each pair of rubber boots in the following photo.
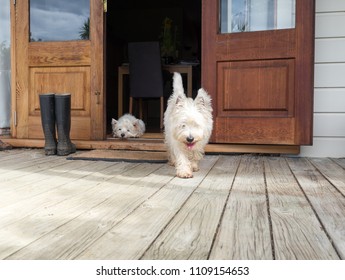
[39,93,76,156]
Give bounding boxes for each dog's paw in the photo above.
[176,170,193,178]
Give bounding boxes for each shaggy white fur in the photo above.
[111,114,145,139]
[164,72,213,178]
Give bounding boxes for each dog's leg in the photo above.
[191,160,199,172]
[191,150,204,172]
[166,147,176,166]
[175,154,193,178]
[167,152,175,166]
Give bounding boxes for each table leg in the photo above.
[118,71,123,118]
[187,68,193,98]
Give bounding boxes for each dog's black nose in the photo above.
[121,133,125,138]
[186,136,194,143]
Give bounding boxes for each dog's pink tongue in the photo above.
[187,143,195,150]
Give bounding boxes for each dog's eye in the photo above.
[127,129,130,132]
[118,128,121,131]
[182,124,186,128]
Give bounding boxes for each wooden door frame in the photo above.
[90,0,106,140]
[294,0,315,145]
[10,0,16,137]
[202,0,315,145]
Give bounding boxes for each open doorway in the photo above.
[105,0,202,136]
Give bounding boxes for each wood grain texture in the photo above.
[0,150,343,260]
[214,117,295,144]
[15,0,30,138]
[3,162,163,259]
[141,156,241,259]
[265,157,339,259]
[287,158,345,259]
[28,41,91,66]
[209,156,272,259]
[67,149,168,163]
[2,138,301,155]
[309,158,345,196]
[333,158,345,169]
[217,59,295,117]
[77,157,218,259]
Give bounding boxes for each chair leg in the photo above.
[129,97,133,115]
[139,98,143,120]
[160,96,164,130]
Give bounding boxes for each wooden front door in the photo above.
[202,0,314,145]
[14,0,105,140]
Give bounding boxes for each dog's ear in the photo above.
[175,95,184,105]
[195,88,212,113]
[132,119,139,127]
[111,118,117,125]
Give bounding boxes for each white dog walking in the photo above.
[164,72,213,178]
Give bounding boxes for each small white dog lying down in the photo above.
[164,72,213,178]
[111,114,146,139]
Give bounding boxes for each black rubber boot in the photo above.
[55,93,76,156]
[39,93,57,155]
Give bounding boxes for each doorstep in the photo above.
[1,137,300,155]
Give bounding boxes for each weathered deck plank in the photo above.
[264,157,339,259]
[0,148,37,161]
[0,159,95,203]
[0,160,122,227]
[141,156,241,260]
[287,158,345,259]
[209,156,272,260]
[308,158,345,196]
[332,158,345,169]
[0,149,344,260]
[77,157,218,259]
[0,154,68,183]
[1,161,141,259]
[5,163,171,260]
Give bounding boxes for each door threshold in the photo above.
[2,137,300,155]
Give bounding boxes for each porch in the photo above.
[0,148,344,260]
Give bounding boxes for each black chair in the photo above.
[128,41,166,130]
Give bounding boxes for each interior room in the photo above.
[105,0,201,135]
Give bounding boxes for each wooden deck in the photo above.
[0,148,344,260]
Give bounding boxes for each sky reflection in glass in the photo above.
[30,0,90,42]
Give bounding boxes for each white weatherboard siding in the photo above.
[315,0,345,13]
[300,1,345,157]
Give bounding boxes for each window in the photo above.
[30,0,90,42]
[0,0,11,129]
[220,0,295,33]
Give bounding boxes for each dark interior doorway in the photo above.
[105,0,202,135]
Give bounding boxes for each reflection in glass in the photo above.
[220,0,295,33]
[0,0,11,70]
[0,0,11,129]
[30,0,90,42]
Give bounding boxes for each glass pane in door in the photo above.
[0,0,11,129]
[30,0,90,42]
[220,0,295,33]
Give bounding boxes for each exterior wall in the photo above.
[300,0,345,157]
